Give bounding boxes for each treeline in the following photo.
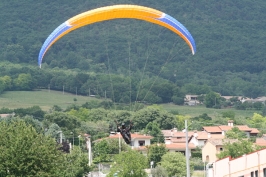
[1,0,266,98]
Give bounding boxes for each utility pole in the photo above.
[185,120,190,177]
[58,131,62,144]
[71,132,74,149]
[85,134,92,166]
[119,132,121,153]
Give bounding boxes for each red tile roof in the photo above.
[218,126,232,131]
[250,128,260,134]
[196,131,209,140]
[165,143,196,150]
[172,132,194,138]
[203,126,222,133]
[235,125,252,131]
[209,134,225,139]
[109,133,153,139]
[255,138,266,147]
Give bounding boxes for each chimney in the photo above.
[228,120,234,127]
[208,133,211,138]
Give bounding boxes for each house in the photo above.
[165,143,196,157]
[162,128,225,149]
[0,113,15,118]
[202,120,260,137]
[184,95,200,105]
[109,133,153,155]
[207,148,266,177]
[202,139,238,163]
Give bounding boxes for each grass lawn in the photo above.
[0,90,260,118]
[162,103,257,118]
[0,90,98,111]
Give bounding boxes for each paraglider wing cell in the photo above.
[38,5,196,67]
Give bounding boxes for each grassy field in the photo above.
[162,103,257,118]
[0,90,98,111]
[0,90,259,118]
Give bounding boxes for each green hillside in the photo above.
[0,0,265,102]
[0,90,97,111]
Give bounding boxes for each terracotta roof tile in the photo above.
[255,138,266,147]
[109,133,153,139]
[235,125,252,131]
[172,132,194,138]
[203,126,222,133]
[210,134,225,139]
[250,128,260,134]
[165,143,196,150]
[196,131,208,140]
[218,125,232,131]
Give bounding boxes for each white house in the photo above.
[109,133,153,154]
[207,148,266,177]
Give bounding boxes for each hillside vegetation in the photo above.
[0,0,266,103]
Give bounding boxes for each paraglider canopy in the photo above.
[38,4,196,68]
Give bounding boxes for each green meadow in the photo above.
[0,90,97,111]
[0,90,258,118]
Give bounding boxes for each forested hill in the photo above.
[0,0,266,98]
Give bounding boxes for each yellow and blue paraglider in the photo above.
[38,4,196,67]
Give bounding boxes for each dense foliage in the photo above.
[0,0,266,102]
[0,121,65,176]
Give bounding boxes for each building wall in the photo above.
[168,149,191,157]
[209,148,266,177]
[202,142,217,163]
[132,138,150,148]
[198,140,206,147]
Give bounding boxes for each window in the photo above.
[220,147,223,151]
[251,171,254,177]
[263,168,266,177]
[255,170,258,177]
[138,140,145,146]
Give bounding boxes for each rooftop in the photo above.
[109,133,153,139]
[165,143,196,150]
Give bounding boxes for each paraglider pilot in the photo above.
[116,120,133,145]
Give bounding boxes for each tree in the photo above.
[145,122,164,143]
[13,73,34,90]
[132,106,175,130]
[45,123,64,142]
[204,91,221,108]
[14,105,45,121]
[217,140,263,159]
[248,113,266,129]
[175,115,191,131]
[44,112,81,133]
[160,152,194,177]
[225,127,247,139]
[92,138,129,163]
[253,102,263,110]
[147,144,167,167]
[62,148,91,177]
[151,165,168,177]
[107,150,148,177]
[0,120,65,176]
